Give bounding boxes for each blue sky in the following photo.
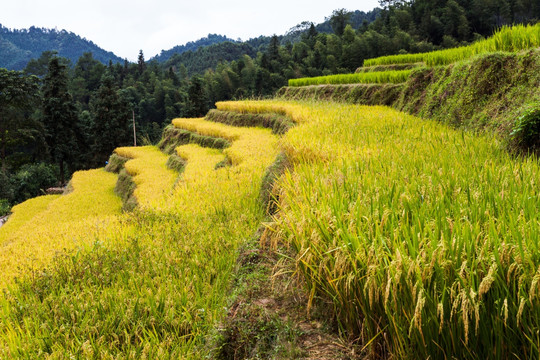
[2,0,380,61]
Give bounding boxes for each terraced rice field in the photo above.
[288,69,412,87]
[218,100,540,359]
[2,95,540,358]
[0,113,278,358]
[0,169,121,288]
[364,23,540,67]
[288,23,540,89]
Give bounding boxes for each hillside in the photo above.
[0,25,124,70]
[1,9,540,360]
[163,41,258,76]
[151,34,234,63]
[156,8,382,67]
[2,34,540,356]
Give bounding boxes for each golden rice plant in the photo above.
[224,100,540,359]
[0,169,122,288]
[172,116,278,167]
[0,194,60,244]
[114,145,179,209]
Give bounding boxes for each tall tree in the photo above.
[330,9,352,36]
[0,69,40,172]
[187,76,208,117]
[42,57,80,184]
[90,75,131,164]
[23,51,59,77]
[305,23,319,48]
[137,50,146,75]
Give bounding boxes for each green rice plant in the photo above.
[363,53,426,67]
[364,23,540,67]
[355,63,422,73]
[222,100,540,359]
[288,70,412,87]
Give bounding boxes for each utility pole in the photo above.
[132,110,137,146]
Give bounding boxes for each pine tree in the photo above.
[330,9,352,36]
[137,50,146,75]
[90,75,132,164]
[0,69,40,172]
[305,23,318,48]
[267,35,280,62]
[42,58,80,184]
[187,76,208,117]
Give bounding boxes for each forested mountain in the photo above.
[151,34,234,63]
[0,25,124,70]
[160,8,382,77]
[282,9,383,43]
[162,42,258,76]
[155,8,382,68]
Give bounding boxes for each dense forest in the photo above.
[151,34,234,63]
[1,0,539,215]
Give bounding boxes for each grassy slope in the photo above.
[278,49,540,146]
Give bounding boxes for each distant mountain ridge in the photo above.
[151,34,235,63]
[158,9,382,67]
[0,8,381,72]
[0,25,125,70]
[161,8,382,76]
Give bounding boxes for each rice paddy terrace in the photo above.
[1,23,540,359]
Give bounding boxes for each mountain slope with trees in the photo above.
[0,25,125,70]
[151,34,235,63]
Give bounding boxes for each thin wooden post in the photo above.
[132,110,137,146]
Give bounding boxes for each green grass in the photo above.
[363,23,540,67]
[288,70,412,87]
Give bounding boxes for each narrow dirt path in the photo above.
[214,226,366,359]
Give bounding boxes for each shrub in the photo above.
[510,104,540,151]
[12,163,58,203]
[0,199,10,216]
[0,171,14,202]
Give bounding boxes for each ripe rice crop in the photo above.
[176,144,225,182]
[221,100,540,358]
[0,194,60,244]
[0,169,121,287]
[172,117,278,167]
[288,69,412,87]
[216,100,309,124]
[0,115,278,358]
[114,145,179,209]
[364,23,540,67]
